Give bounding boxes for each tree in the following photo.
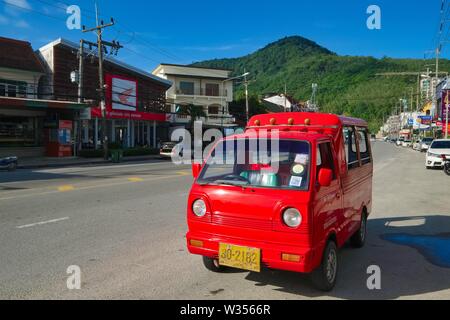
[185,104,207,131]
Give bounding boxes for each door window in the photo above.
[316,142,336,180]
[343,126,359,170]
[357,128,371,165]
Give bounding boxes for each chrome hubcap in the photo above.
[326,249,337,283]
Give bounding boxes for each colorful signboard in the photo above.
[106,74,138,112]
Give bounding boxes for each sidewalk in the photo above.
[17,155,163,169]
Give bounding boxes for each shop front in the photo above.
[81,108,168,150]
[0,96,89,158]
[80,74,169,150]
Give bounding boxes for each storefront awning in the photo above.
[0,96,90,110]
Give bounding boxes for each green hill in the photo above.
[192,36,450,132]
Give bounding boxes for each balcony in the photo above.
[166,113,235,126]
[174,87,228,98]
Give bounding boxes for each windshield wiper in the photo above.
[211,179,249,187]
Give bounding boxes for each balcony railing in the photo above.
[175,88,228,97]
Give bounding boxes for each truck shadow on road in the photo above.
[244,215,450,299]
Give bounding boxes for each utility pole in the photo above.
[433,46,441,120]
[82,4,121,160]
[75,39,84,157]
[446,93,449,139]
[284,83,288,112]
[244,70,249,123]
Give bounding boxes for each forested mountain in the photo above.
[192,36,450,132]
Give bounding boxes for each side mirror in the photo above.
[318,168,333,187]
[192,163,202,179]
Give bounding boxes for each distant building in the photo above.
[262,93,309,113]
[152,64,236,134]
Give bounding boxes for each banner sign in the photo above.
[90,108,165,122]
[106,74,138,112]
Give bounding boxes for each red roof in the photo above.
[0,37,45,73]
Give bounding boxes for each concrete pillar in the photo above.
[147,122,151,147]
[111,120,116,143]
[127,119,131,148]
[153,121,157,148]
[94,118,98,150]
[83,124,88,144]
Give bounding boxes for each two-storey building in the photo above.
[38,38,172,151]
[152,64,236,134]
[0,37,89,158]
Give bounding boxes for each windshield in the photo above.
[197,139,311,190]
[422,138,433,143]
[430,141,450,149]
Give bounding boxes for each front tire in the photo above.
[350,211,367,248]
[202,256,228,273]
[7,162,17,171]
[311,241,338,292]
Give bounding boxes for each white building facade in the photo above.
[152,64,236,131]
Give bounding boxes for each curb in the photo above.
[17,155,162,170]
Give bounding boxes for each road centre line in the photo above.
[0,173,191,201]
[16,217,69,229]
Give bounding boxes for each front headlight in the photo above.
[428,152,439,157]
[282,208,302,228]
[192,199,207,217]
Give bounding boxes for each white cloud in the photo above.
[4,0,32,17]
[15,19,29,28]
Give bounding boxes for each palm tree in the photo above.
[186,104,206,132]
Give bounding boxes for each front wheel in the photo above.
[311,241,338,292]
[202,256,228,273]
[350,211,367,248]
[7,162,17,171]
[444,164,450,176]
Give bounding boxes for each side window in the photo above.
[316,142,336,180]
[343,126,359,170]
[357,128,371,165]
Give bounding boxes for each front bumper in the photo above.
[159,152,173,158]
[186,231,320,273]
[426,155,444,167]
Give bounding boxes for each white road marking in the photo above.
[16,217,69,229]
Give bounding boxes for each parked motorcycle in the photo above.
[443,155,450,176]
[0,156,18,171]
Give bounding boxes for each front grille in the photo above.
[212,214,272,231]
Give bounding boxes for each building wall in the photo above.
[0,67,43,99]
[39,45,169,112]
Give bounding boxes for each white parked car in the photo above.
[396,138,405,146]
[426,139,450,169]
[412,139,422,151]
[402,140,412,148]
[419,137,434,152]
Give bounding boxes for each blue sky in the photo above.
[0,0,447,72]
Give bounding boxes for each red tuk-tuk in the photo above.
[186,112,373,291]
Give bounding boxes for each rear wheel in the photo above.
[202,256,228,273]
[311,241,338,292]
[350,211,367,248]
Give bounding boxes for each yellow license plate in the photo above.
[219,243,261,272]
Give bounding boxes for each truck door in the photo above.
[313,141,344,246]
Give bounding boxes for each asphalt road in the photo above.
[0,143,449,300]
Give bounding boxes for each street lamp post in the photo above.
[221,72,250,129]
